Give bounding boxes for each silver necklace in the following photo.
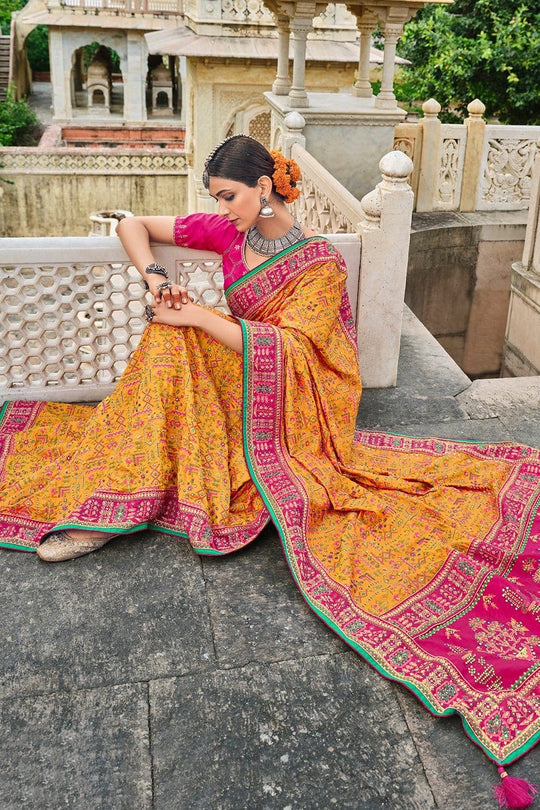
[246,219,304,257]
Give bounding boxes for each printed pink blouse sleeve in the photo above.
[173,213,238,253]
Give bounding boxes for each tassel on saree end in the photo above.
[493,765,538,809]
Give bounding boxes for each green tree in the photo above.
[397,0,540,124]
[26,25,50,72]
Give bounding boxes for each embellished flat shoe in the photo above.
[37,530,118,562]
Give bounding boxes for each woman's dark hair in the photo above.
[202,135,278,194]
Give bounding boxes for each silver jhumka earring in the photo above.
[259,197,275,218]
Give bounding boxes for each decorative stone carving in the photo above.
[480,137,537,207]
[393,137,415,160]
[437,136,462,209]
[0,151,188,174]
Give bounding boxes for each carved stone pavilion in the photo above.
[11,0,449,204]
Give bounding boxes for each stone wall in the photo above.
[0,149,188,237]
[406,210,528,378]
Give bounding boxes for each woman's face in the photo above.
[208,176,265,232]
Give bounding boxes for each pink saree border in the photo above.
[236,257,540,764]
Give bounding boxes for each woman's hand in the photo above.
[151,282,190,310]
[148,297,199,328]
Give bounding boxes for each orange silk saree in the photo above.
[0,238,539,777]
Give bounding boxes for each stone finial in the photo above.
[379,150,413,181]
[360,187,382,228]
[467,98,486,118]
[283,111,306,132]
[422,98,441,117]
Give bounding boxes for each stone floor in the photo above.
[1,309,539,809]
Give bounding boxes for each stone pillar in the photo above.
[460,99,486,212]
[272,15,291,96]
[503,138,540,376]
[288,16,312,109]
[50,28,72,121]
[375,22,402,109]
[124,32,147,122]
[357,150,414,387]
[352,13,377,98]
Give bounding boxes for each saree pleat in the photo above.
[1,236,539,767]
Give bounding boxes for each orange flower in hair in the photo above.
[270,150,301,203]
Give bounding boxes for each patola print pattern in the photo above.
[0,237,539,768]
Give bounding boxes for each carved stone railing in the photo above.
[0,149,188,175]
[56,0,184,15]
[394,99,540,212]
[0,240,226,403]
[0,150,415,399]
[290,143,365,234]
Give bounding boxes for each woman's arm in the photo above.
[119,216,242,353]
[116,216,188,305]
[116,215,176,275]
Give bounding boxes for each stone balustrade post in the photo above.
[415,98,442,212]
[374,22,402,110]
[280,111,306,157]
[521,137,540,275]
[288,16,312,108]
[352,13,378,99]
[272,15,292,96]
[460,99,487,212]
[356,150,414,386]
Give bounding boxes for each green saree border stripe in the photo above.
[381,429,495,446]
[226,237,318,296]
[239,324,540,766]
[0,541,37,552]
[53,522,190,541]
[0,402,9,421]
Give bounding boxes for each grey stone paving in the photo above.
[1,307,539,809]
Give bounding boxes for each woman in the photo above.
[0,136,538,804]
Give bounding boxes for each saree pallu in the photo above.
[0,238,539,773]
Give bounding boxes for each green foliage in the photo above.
[26,25,49,72]
[0,87,39,146]
[83,42,121,74]
[397,0,540,124]
[0,0,24,35]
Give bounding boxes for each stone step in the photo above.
[0,36,10,98]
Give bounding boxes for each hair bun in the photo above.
[270,151,301,203]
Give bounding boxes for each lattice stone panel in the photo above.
[0,241,228,402]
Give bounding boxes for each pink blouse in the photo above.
[173,213,248,289]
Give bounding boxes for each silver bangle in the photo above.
[145,262,169,279]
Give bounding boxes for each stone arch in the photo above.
[223,101,271,148]
[67,33,126,114]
